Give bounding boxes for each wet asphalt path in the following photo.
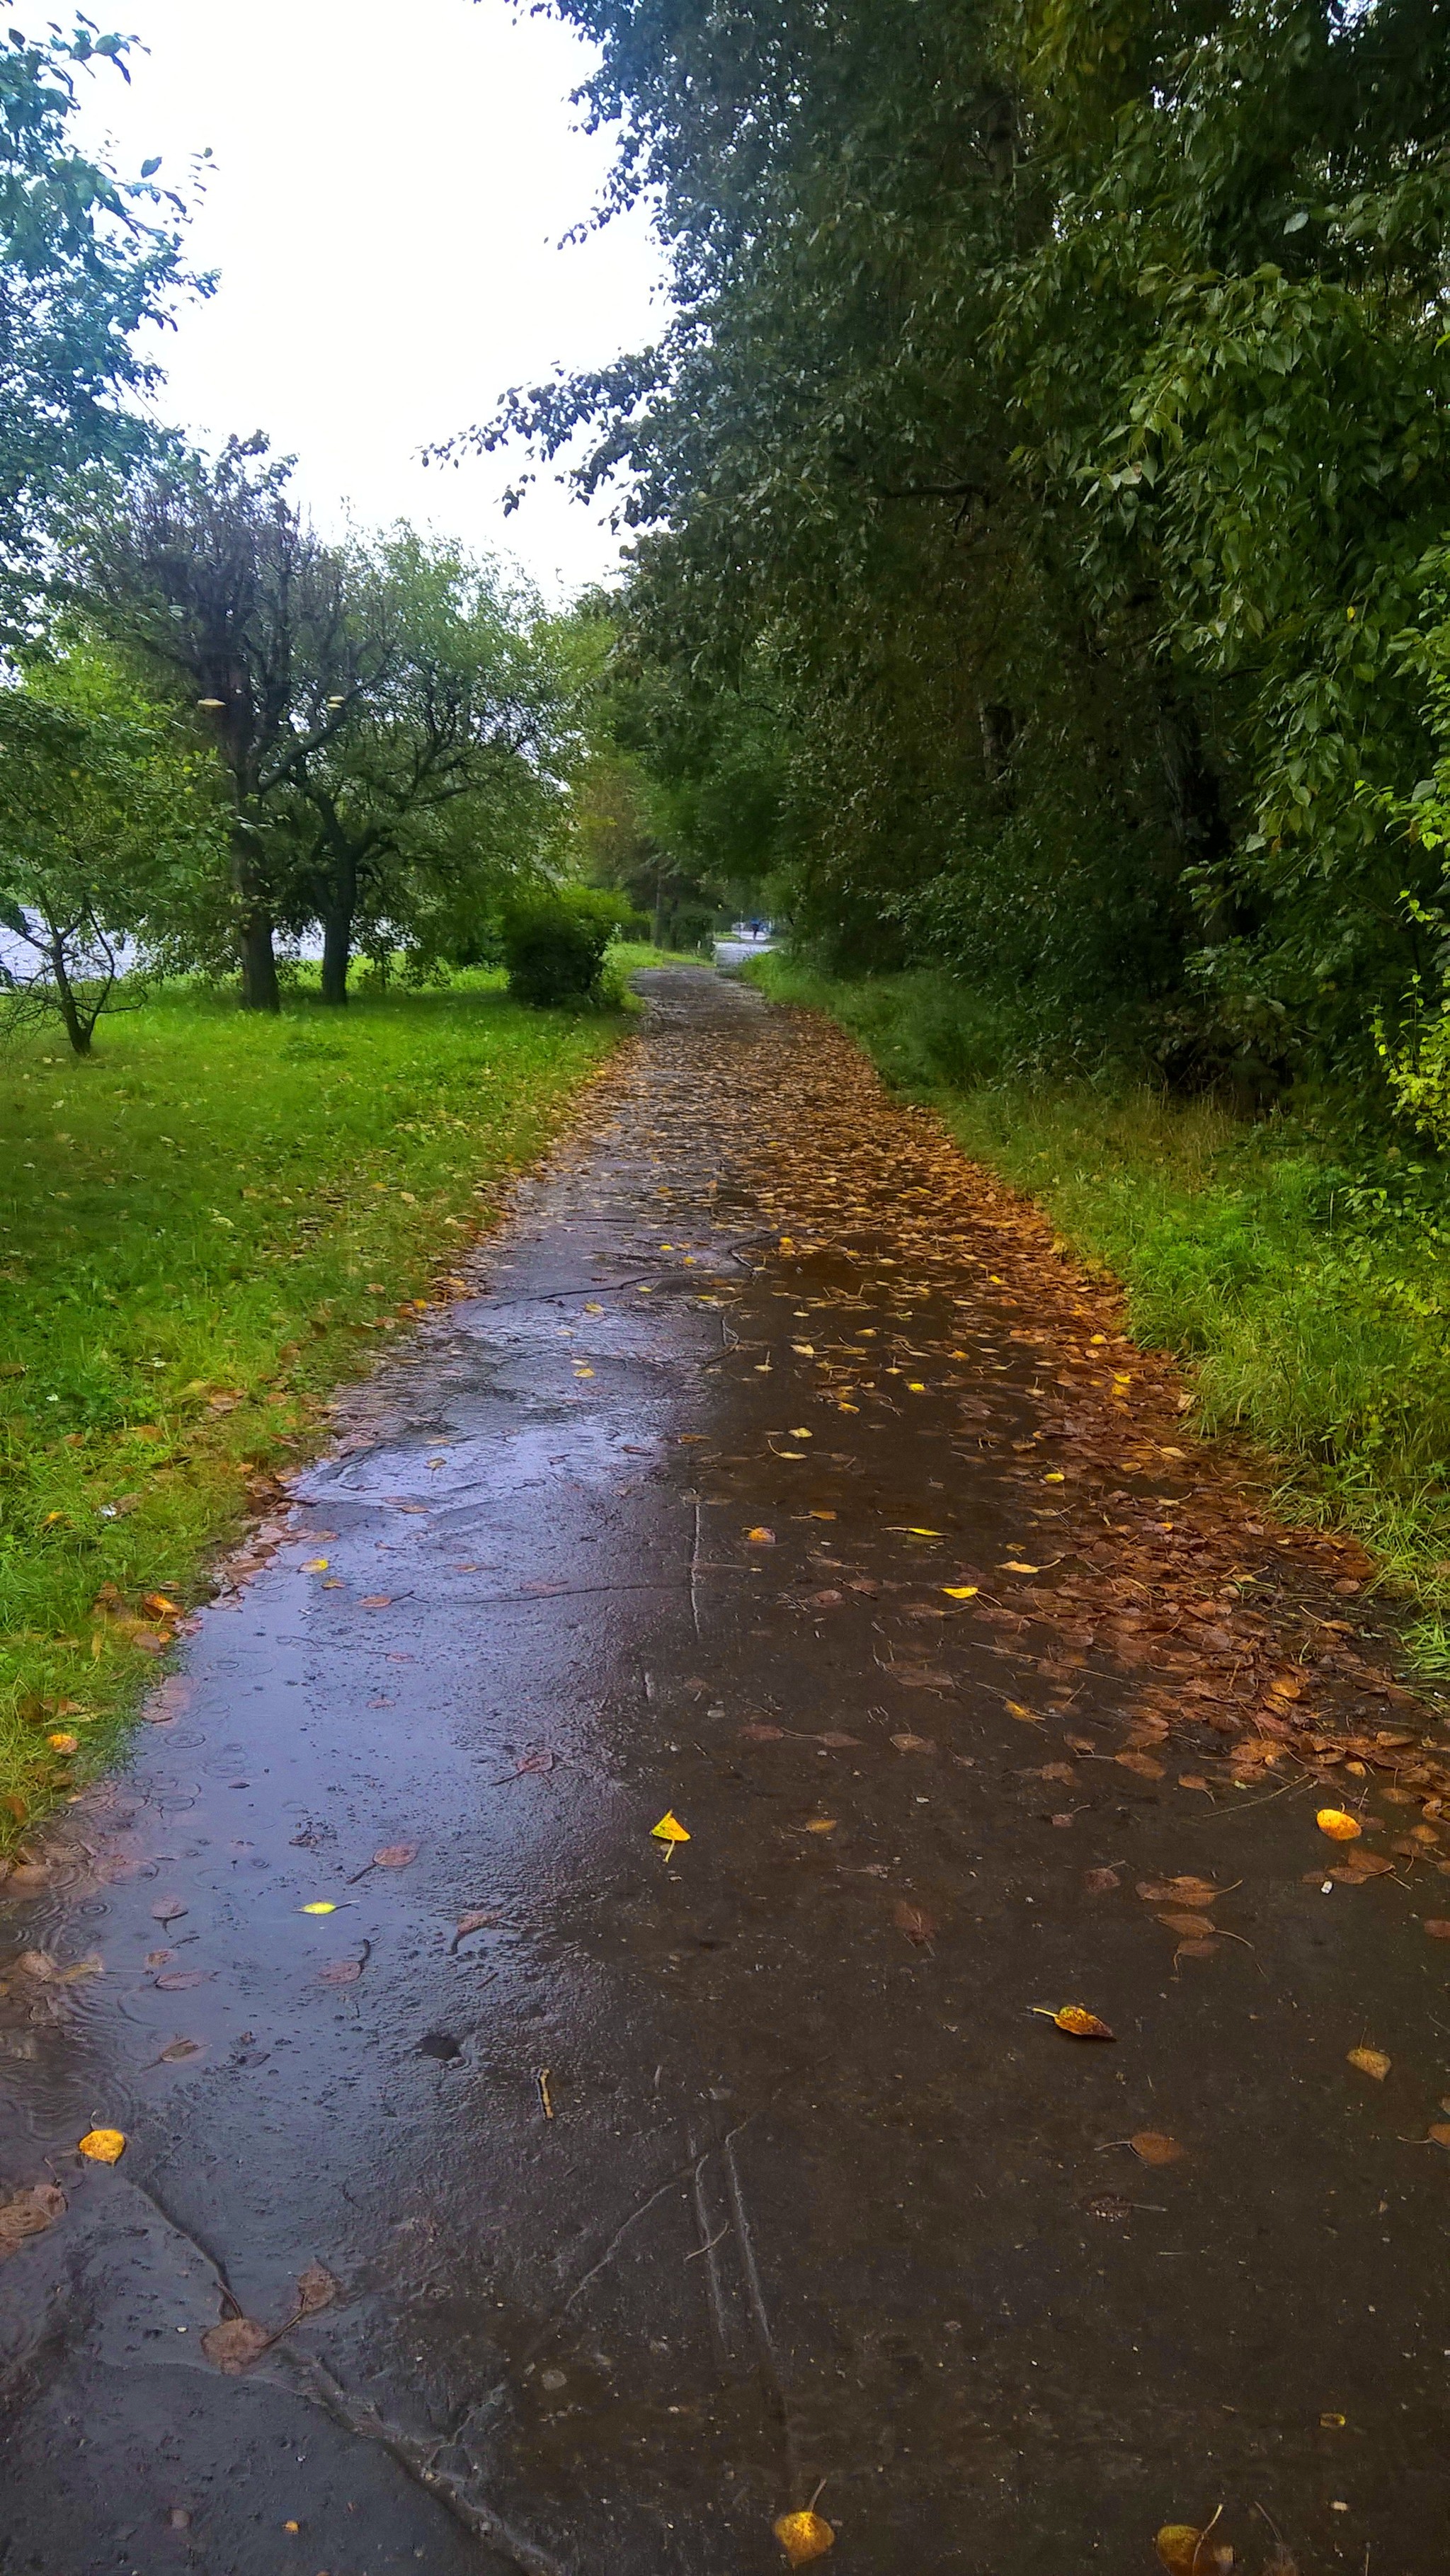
[2,969,1449,2575]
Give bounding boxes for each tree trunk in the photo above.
[238,909,280,1012]
[321,905,351,1005]
[231,814,280,1012]
[47,933,92,1055]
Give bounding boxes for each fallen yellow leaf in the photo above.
[746,1526,775,1545]
[77,2127,126,2164]
[651,1811,690,1843]
[1001,1560,1041,1574]
[1155,2514,1233,2574]
[774,2509,835,2565]
[1317,1808,1363,1841]
[892,1525,942,1537]
[942,1584,978,1598]
[47,1732,79,1754]
[1347,2046,1391,2081]
[804,1816,838,1833]
[299,1901,338,1915]
[302,1557,330,1574]
[1033,2004,1115,2040]
[1005,1700,1043,1724]
[787,1426,812,1438]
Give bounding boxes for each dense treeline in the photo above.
[485,0,1450,1116]
[0,21,597,1048]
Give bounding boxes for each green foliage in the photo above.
[0,638,224,1049]
[500,882,640,1005]
[0,971,628,1839]
[0,19,204,628]
[493,0,1450,1101]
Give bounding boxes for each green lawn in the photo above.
[751,956,1450,1669]
[0,970,632,1839]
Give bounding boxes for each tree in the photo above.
[275,533,566,1002]
[474,0,1450,1094]
[0,18,204,631]
[74,435,371,1011]
[0,638,224,1051]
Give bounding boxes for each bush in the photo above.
[500,885,638,1006]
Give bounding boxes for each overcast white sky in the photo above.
[72,0,666,600]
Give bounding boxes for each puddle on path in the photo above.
[1,968,1446,2575]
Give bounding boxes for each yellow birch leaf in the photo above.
[774,2509,835,2565]
[942,1585,978,1598]
[1347,2047,1391,2081]
[299,1901,338,1915]
[302,1557,330,1574]
[1317,1809,1362,1841]
[651,1811,690,1843]
[77,2127,126,2163]
[1032,2004,1115,2040]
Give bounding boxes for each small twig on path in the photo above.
[1199,1775,1316,1820]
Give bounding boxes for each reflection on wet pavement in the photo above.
[1,968,1447,2575]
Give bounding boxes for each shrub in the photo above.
[500,886,637,1007]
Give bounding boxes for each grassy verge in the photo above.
[750,956,1450,1667]
[0,970,632,1838]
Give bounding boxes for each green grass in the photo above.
[751,956,1450,1665]
[0,970,632,1838]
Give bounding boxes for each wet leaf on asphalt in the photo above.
[1347,2047,1391,2080]
[1317,1809,1362,1842]
[0,2181,65,2258]
[1130,2131,1186,2166]
[157,2037,202,2062]
[891,1731,936,1754]
[773,2508,835,2565]
[1156,2519,1233,2575]
[746,1527,775,1545]
[455,1909,501,1939]
[1005,1700,1043,1725]
[1422,1918,1450,1938]
[1159,1911,1216,1937]
[359,1595,392,1610]
[318,1959,363,1984]
[76,2128,125,2163]
[1137,1878,1219,1908]
[155,1969,211,1991]
[942,1584,978,1599]
[202,2314,270,2374]
[1083,1866,1121,1893]
[1427,2124,1450,2149]
[150,1897,188,1923]
[804,1816,838,1833]
[1116,1750,1165,1778]
[1033,2005,1115,2040]
[299,1901,338,1915]
[294,2259,338,2315]
[302,1557,329,1574]
[894,1901,935,1945]
[651,1811,690,1843]
[741,1723,786,1742]
[17,1950,101,1983]
[372,1843,418,1870]
[817,1731,862,1748]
